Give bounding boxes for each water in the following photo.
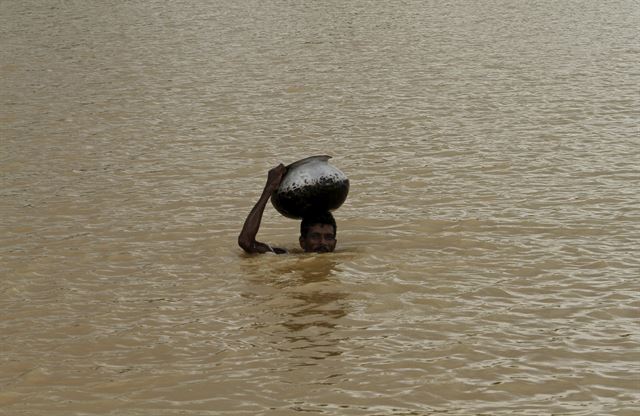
[1,1,639,414]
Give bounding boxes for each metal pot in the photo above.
[271,155,349,219]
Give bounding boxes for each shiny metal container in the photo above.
[271,155,349,219]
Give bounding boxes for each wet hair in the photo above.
[300,212,337,238]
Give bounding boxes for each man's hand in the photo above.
[266,163,287,192]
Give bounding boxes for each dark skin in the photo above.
[299,223,337,253]
[238,164,337,254]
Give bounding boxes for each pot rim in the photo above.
[286,155,332,170]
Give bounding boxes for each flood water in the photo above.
[1,1,639,415]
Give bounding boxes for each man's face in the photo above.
[300,223,337,253]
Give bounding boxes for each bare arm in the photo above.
[238,164,287,254]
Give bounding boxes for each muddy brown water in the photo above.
[1,1,639,415]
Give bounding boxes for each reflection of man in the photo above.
[238,164,338,254]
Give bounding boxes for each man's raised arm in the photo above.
[238,164,287,254]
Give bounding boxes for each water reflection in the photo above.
[241,255,349,364]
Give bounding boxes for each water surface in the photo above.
[1,1,639,415]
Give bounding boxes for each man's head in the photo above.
[299,212,337,253]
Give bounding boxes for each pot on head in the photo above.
[271,155,349,220]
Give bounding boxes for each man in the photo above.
[238,164,338,254]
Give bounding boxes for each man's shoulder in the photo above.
[266,244,288,255]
